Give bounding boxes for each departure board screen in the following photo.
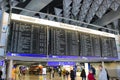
[80,33,93,56]
[50,28,66,55]
[9,22,47,54]
[110,38,118,57]
[66,31,79,56]
[92,35,101,56]
[7,21,118,57]
[101,37,113,57]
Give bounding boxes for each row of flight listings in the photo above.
[7,21,118,57]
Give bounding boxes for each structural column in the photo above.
[115,35,120,59]
[85,63,89,77]
[7,60,13,80]
[102,61,105,68]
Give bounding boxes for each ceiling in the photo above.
[1,0,120,34]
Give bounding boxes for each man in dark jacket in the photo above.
[80,67,86,80]
[90,65,96,76]
[70,70,75,80]
[0,69,2,80]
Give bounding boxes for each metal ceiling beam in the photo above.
[93,6,120,27]
[96,0,113,18]
[116,0,120,4]
[20,0,53,16]
[79,0,93,21]
[85,0,102,23]
[113,19,119,30]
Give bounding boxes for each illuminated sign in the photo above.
[7,52,47,58]
[11,13,115,38]
[0,60,4,66]
[47,62,76,66]
[7,52,118,61]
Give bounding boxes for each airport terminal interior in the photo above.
[0,0,120,80]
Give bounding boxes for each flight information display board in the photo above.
[9,22,47,54]
[66,31,79,56]
[80,33,93,56]
[50,28,66,55]
[110,38,118,57]
[7,21,118,57]
[91,35,101,56]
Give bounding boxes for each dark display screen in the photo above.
[92,35,101,56]
[50,28,66,55]
[66,31,79,56]
[80,33,93,56]
[7,21,118,57]
[9,22,47,54]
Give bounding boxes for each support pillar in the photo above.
[85,63,89,80]
[7,60,13,80]
[115,35,120,59]
[102,61,105,68]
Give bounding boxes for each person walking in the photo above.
[66,70,69,80]
[51,68,55,78]
[88,69,95,80]
[0,69,2,80]
[98,65,107,80]
[58,68,61,77]
[80,67,86,80]
[62,69,66,79]
[90,65,96,76]
[70,69,75,80]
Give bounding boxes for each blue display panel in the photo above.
[7,52,118,61]
[0,60,4,66]
[7,52,47,58]
[47,62,76,66]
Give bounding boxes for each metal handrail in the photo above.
[11,6,119,33]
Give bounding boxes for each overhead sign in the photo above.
[47,61,76,66]
[11,13,115,38]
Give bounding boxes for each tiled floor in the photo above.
[15,73,82,80]
[14,72,99,80]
